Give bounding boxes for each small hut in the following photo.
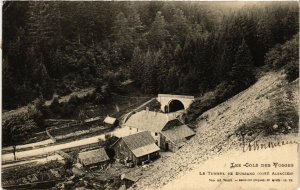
[160,125,195,152]
[121,173,142,189]
[77,148,110,170]
[104,116,119,128]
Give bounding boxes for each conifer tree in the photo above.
[141,51,158,94]
[230,39,254,87]
[112,12,134,61]
[130,47,144,86]
[169,8,190,46]
[148,11,170,50]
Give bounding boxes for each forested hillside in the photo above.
[3,1,298,110]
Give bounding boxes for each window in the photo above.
[155,132,158,136]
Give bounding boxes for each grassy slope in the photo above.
[130,71,299,190]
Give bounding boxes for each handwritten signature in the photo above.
[243,140,299,152]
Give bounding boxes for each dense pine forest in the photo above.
[3,1,299,110]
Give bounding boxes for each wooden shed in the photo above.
[104,116,119,128]
[121,173,141,189]
[77,148,110,170]
[160,125,195,152]
[111,131,160,166]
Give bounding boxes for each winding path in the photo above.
[119,98,155,126]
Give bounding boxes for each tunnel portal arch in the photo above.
[166,99,185,113]
[157,94,194,113]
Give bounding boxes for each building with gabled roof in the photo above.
[121,170,143,189]
[160,125,195,152]
[124,110,180,132]
[77,148,110,170]
[111,131,160,166]
[124,110,183,145]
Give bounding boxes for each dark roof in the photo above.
[125,110,181,132]
[118,131,160,157]
[163,119,184,131]
[161,125,195,144]
[78,148,109,166]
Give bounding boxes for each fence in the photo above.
[3,151,58,166]
[62,141,104,153]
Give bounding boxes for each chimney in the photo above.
[146,107,149,113]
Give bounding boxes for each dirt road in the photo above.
[2,127,131,162]
[2,139,54,152]
[120,98,156,125]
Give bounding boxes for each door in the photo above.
[165,142,169,151]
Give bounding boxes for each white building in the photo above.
[123,110,183,145]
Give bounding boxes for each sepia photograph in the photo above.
[1,1,299,190]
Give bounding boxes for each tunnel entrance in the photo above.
[168,99,184,113]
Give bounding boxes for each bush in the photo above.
[265,33,299,81]
[50,97,61,114]
[2,115,37,146]
[61,102,76,117]
[284,62,299,82]
[95,93,105,104]
[69,95,80,105]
